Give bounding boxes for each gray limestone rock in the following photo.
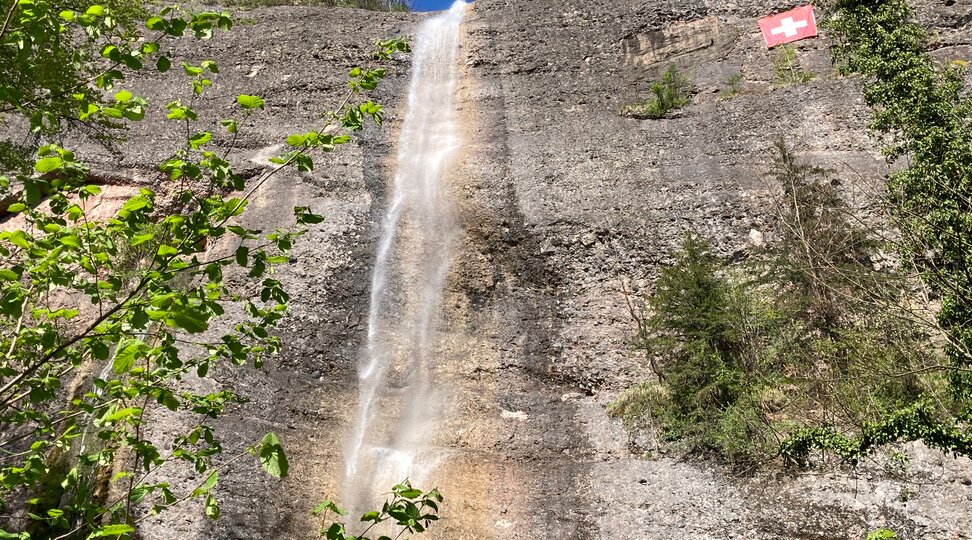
[47,0,972,538]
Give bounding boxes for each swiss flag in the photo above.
[758,5,818,48]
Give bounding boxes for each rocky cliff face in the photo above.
[84,0,972,538]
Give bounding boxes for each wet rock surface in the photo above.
[73,0,972,538]
[457,0,972,538]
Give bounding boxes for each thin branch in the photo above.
[0,0,18,41]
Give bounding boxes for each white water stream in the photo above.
[343,0,466,518]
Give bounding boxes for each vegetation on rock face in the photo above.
[622,64,693,119]
[825,0,972,413]
[772,44,813,85]
[0,0,427,536]
[614,140,961,467]
[719,71,743,99]
[867,529,901,540]
[615,0,972,469]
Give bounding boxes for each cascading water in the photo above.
[343,0,466,519]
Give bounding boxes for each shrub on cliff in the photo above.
[614,142,956,468]
[826,0,972,414]
[622,64,693,119]
[634,233,783,464]
[776,0,972,464]
[772,44,813,85]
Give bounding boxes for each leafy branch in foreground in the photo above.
[0,0,411,536]
[313,480,442,540]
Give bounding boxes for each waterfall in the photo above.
[343,0,466,520]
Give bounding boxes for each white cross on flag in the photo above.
[758,5,817,48]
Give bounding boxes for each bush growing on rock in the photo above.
[826,0,972,410]
[772,44,813,86]
[622,64,693,119]
[719,71,743,99]
[612,142,959,468]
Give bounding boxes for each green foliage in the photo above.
[313,480,442,539]
[867,529,900,540]
[622,64,693,119]
[719,71,743,99]
[613,143,957,467]
[767,139,877,333]
[0,0,231,174]
[782,400,972,466]
[606,383,663,428]
[827,0,972,405]
[623,232,782,465]
[255,432,288,478]
[773,45,813,85]
[0,1,412,536]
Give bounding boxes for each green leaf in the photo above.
[189,131,212,149]
[192,471,218,497]
[236,95,265,110]
[182,63,204,76]
[88,524,134,538]
[146,16,165,30]
[122,55,143,70]
[6,203,25,213]
[157,390,179,411]
[157,56,171,72]
[35,156,63,173]
[295,207,325,225]
[204,494,220,520]
[156,244,178,257]
[124,105,146,122]
[169,309,209,334]
[100,44,121,61]
[0,269,19,281]
[256,432,288,478]
[59,235,81,247]
[85,5,106,17]
[113,338,144,373]
[312,500,332,516]
[399,488,422,499]
[235,246,249,266]
[102,407,142,424]
[114,90,133,103]
[24,181,42,205]
[6,230,30,249]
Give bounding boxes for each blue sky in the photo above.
[410,0,466,11]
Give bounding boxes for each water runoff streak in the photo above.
[344,0,466,518]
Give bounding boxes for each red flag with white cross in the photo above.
[758,5,818,48]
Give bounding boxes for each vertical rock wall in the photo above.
[83,1,972,538]
[438,0,972,538]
